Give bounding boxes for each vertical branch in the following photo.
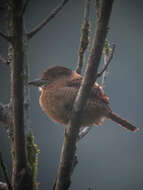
[23,32,30,130]
[8,1,32,190]
[11,0,27,173]
[55,0,114,190]
[75,0,90,74]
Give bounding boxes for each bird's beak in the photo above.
[28,79,48,87]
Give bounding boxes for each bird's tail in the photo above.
[107,111,139,132]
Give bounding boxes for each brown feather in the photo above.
[37,66,138,132]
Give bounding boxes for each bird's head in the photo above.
[29,65,73,88]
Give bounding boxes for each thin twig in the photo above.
[102,40,111,88]
[21,0,31,16]
[0,31,11,42]
[27,0,70,40]
[0,153,12,190]
[9,1,33,189]
[97,43,115,78]
[101,41,114,88]
[102,45,109,88]
[75,0,91,74]
[55,1,114,189]
[0,56,9,65]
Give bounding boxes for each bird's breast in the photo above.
[39,88,70,125]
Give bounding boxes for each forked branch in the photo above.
[27,0,70,40]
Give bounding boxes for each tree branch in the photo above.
[0,31,11,42]
[27,0,70,40]
[97,43,115,78]
[0,56,9,65]
[21,0,31,16]
[55,0,114,189]
[52,129,78,190]
[75,0,91,74]
[9,1,33,189]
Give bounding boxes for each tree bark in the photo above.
[8,1,32,190]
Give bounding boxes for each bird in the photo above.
[29,65,138,132]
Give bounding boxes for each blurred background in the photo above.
[0,0,143,189]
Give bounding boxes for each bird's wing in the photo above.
[67,77,81,88]
[67,78,109,104]
[53,79,109,125]
[54,85,78,111]
[91,83,109,104]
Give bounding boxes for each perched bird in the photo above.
[29,65,138,132]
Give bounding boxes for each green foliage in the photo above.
[79,22,90,54]
[103,40,112,56]
[27,131,40,190]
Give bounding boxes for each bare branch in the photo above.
[21,0,31,16]
[27,0,70,40]
[75,0,91,74]
[0,31,10,42]
[97,43,115,78]
[101,40,110,88]
[0,56,9,65]
[55,0,114,189]
[0,153,12,190]
[52,129,78,190]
